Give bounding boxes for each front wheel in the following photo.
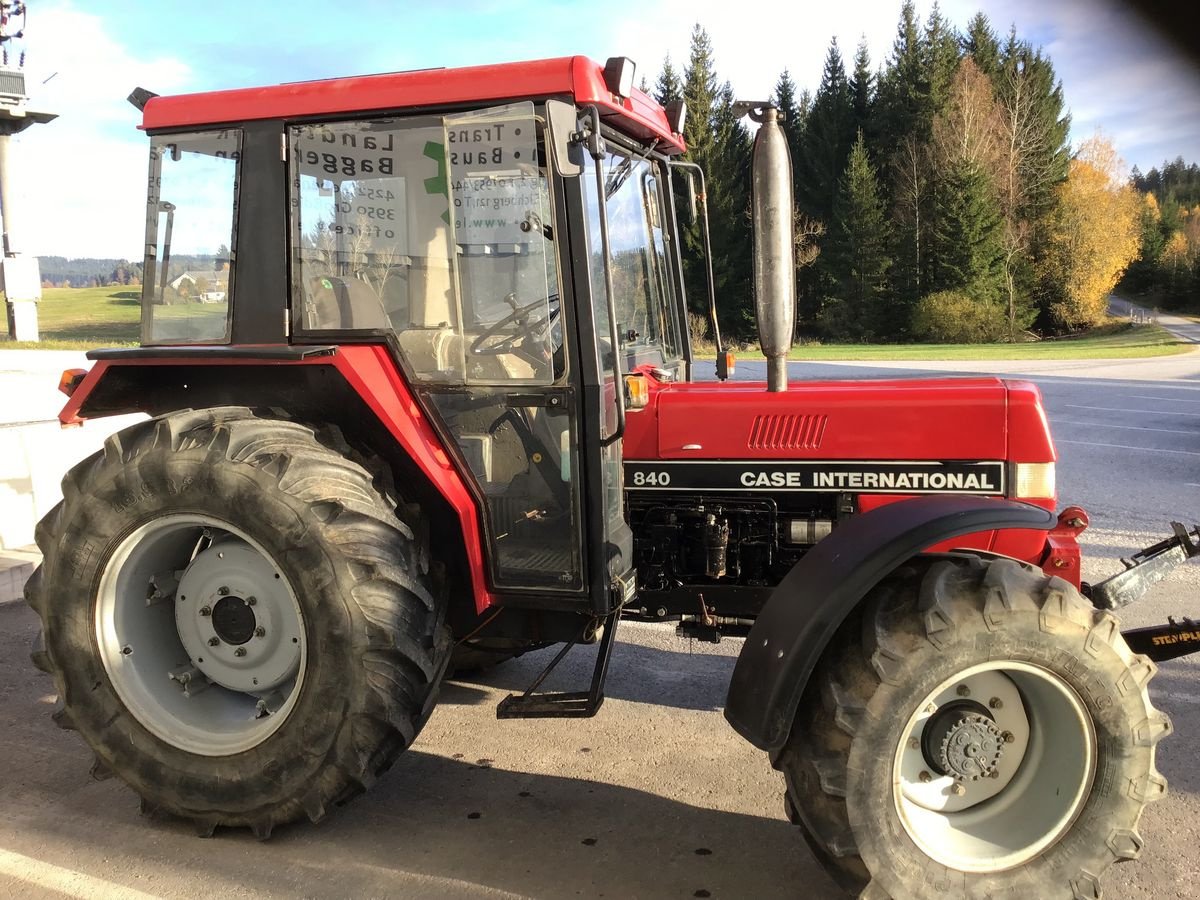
[27,408,451,837]
[777,556,1171,899]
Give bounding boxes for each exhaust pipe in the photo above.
[741,103,795,392]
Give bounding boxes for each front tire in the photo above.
[777,556,1170,899]
[26,408,451,837]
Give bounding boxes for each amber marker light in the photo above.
[58,368,87,397]
[623,374,649,410]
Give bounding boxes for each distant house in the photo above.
[169,271,229,303]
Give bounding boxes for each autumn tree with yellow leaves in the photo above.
[1043,136,1142,329]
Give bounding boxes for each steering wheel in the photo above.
[470,294,560,357]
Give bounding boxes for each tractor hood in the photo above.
[622,374,1055,464]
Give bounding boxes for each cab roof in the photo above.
[141,55,685,154]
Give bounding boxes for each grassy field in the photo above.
[2,286,141,349]
[2,287,1193,359]
[714,321,1192,361]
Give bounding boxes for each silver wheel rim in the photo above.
[95,514,306,756]
[891,661,1096,872]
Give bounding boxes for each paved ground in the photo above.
[3,330,1200,898]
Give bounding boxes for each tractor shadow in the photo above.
[442,629,738,713]
[0,602,835,900]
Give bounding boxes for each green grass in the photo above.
[0,286,228,349]
[712,322,1191,362]
[1,286,141,349]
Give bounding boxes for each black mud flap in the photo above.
[724,495,1056,752]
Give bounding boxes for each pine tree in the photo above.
[876,1,927,149]
[773,69,804,170]
[679,25,721,319]
[931,159,1006,306]
[795,38,854,226]
[654,55,683,107]
[822,131,892,339]
[849,39,875,137]
[962,13,1000,81]
[923,2,961,120]
[710,81,754,335]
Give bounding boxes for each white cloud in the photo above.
[8,3,190,259]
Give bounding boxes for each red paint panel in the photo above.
[1005,380,1057,462]
[645,378,1010,460]
[142,56,685,154]
[59,348,495,612]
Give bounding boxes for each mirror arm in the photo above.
[579,106,626,445]
[670,161,724,378]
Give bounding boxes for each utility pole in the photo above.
[0,1,55,342]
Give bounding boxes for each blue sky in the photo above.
[8,0,1200,258]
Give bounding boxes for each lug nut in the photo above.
[908,738,920,750]
[218,586,230,596]
[199,606,212,617]
[121,646,132,656]
[956,684,970,697]
[989,697,1003,709]
[234,647,247,658]
[247,596,257,607]
[919,771,932,783]
[951,782,966,796]
[254,627,266,638]
[989,770,1001,779]
[1002,731,1015,743]
[208,636,220,646]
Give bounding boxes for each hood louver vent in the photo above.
[748,414,827,450]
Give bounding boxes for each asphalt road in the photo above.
[4,336,1200,899]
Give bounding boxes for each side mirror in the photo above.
[545,99,583,178]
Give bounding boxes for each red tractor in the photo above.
[28,55,1200,898]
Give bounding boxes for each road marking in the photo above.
[1127,395,1200,404]
[1056,438,1200,457]
[1051,418,1198,437]
[1043,381,1200,393]
[0,848,162,899]
[1065,404,1200,418]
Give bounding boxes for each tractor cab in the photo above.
[130,58,690,616]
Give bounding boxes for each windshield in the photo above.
[582,146,682,367]
[289,103,559,385]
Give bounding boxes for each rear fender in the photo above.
[60,344,496,612]
[724,495,1056,752]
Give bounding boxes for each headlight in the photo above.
[1012,462,1055,499]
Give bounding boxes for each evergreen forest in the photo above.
[652,2,1197,345]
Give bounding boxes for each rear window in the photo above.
[142,130,240,344]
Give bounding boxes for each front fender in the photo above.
[724,495,1056,751]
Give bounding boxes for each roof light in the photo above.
[603,57,636,99]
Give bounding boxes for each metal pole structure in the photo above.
[1,1,57,341]
[0,130,13,254]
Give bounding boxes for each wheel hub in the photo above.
[211,596,256,645]
[175,542,302,694]
[938,711,1005,781]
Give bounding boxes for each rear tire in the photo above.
[776,556,1170,899]
[26,408,451,837]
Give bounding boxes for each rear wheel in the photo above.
[776,556,1170,899]
[26,408,451,837]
